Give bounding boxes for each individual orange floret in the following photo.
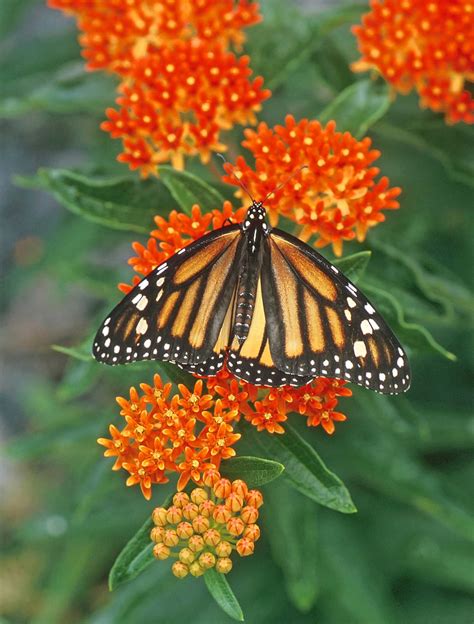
[177,447,216,491]
[223,116,401,256]
[178,380,213,416]
[352,0,474,124]
[245,399,288,434]
[150,473,263,578]
[289,378,352,435]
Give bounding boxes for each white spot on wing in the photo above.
[136,318,148,334]
[354,340,367,358]
[361,319,372,335]
[136,296,148,310]
[139,279,149,290]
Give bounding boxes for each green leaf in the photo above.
[312,36,355,94]
[0,30,79,87]
[220,456,284,487]
[252,3,365,91]
[265,481,320,612]
[319,79,391,137]
[413,408,474,452]
[52,344,92,362]
[244,423,356,514]
[15,169,174,232]
[374,120,474,188]
[0,64,116,117]
[319,514,398,624]
[334,425,474,543]
[334,251,371,283]
[204,569,244,622]
[369,238,473,319]
[403,535,474,593]
[0,0,36,39]
[158,166,225,214]
[109,494,172,591]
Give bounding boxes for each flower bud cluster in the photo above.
[151,472,263,578]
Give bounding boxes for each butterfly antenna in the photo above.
[261,165,309,204]
[217,153,256,204]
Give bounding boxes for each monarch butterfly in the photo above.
[93,194,411,394]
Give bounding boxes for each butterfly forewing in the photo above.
[261,229,411,394]
[93,225,243,367]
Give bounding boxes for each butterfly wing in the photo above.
[260,228,411,394]
[93,225,244,370]
[227,276,314,387]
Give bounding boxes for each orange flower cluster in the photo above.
[239,375,352,435]
[151,473,263,578]
[49,0,270,174]
[97,375,242,498]
[222,115,401,256]
[98,369,351,497]
[352,0,474,124]
[48,0,262,71]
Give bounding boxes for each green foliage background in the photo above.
[1,1,473,622]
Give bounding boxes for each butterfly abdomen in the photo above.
[233,228,265,343]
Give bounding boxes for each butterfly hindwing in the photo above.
[227,276,314,387]
[93,225,243,368]
[261,229,411,394]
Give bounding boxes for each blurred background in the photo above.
[1,1,473,623]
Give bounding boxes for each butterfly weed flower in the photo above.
[352,0,474,125]
[48,0,270,174]
[150,471,263,578]
[48,0,262,71]
[97,374,242,498]
[222,115,401,256]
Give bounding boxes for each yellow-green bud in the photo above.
[172,561,189,579]
[153,543,170,560]
[216,557,233,574]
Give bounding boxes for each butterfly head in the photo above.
[242,201,269,234]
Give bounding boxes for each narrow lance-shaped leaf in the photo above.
[204,569,244,622]
[220,456,284,487]
[159,166,225,215]
[15,168,174,232]
[243,422,356,514]
[109,494,172,591]
[319,79,391,137]
[334,250,371,284]
[265,480,320,612]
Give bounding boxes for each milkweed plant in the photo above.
[3,1,473,623]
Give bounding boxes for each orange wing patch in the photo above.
[326,307,345,349]
[269,239,303,357]
[171,278,201,338]
[173,231,239,284]
[188,238,240,349]
[272,236,337,301]
[303,290,325,352]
